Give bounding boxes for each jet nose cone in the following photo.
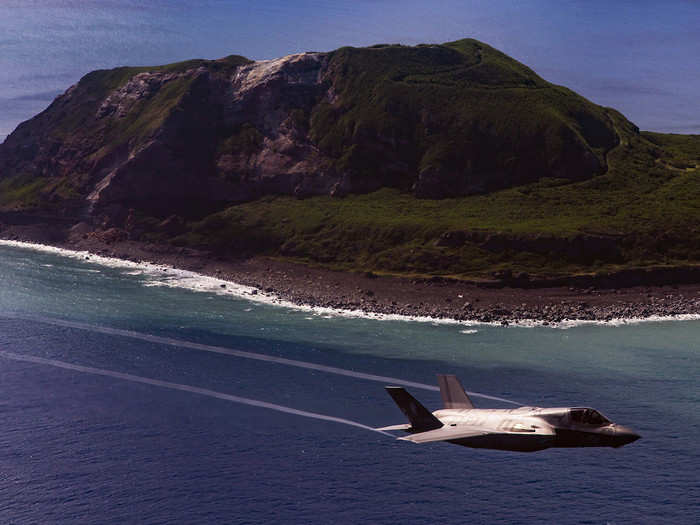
[614,425,641,447]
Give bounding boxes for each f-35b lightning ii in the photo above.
[379,375,640,452]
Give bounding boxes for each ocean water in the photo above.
[0,242,698,524]
[2,0,700,140]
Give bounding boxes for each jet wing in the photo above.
[398,425,488,444]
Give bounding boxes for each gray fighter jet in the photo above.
[379,375,640,451]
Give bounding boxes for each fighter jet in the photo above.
[378,375,640,452]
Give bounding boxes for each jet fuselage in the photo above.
[431,406,640,452]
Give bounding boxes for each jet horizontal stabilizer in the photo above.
[375,423,412,431]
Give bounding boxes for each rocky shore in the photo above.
[2,224,699,325]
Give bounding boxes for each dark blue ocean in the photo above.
[0,242,698,524]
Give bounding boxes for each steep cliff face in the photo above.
[0,39,623,225]
[215,52,332,200]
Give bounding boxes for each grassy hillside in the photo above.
[310,39,618,196]
[172,124,700,279]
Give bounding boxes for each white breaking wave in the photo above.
[0,349,392,437]
[2,239,699,330]
[507,314,700,329]
[5,313,521,405]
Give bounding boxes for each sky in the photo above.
[1,0,699,139]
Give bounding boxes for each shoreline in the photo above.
[2,229,700,327]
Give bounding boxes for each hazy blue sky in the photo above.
[1,0,699,139]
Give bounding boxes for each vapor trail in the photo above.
[4,314,521,405]
[0,349,392,437]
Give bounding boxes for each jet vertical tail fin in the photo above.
[385,387,443,431]
[437,374,475,409]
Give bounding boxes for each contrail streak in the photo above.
[3,314,521,405]
[0,350,392,437]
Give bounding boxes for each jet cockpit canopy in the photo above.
[569,408,611,427]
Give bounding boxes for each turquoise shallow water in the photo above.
[0,243,698,524]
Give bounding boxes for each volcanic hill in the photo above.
[1,39,699,284]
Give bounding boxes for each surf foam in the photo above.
[2,239,699,329]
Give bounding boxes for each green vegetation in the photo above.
[104,76,195,145]
[218,124,264,157]
[309,39,617,195]
[0,172,84,210]
[642,131,700,170]
[49,54,250,142]
[0,173,49,208]
[175,126,700,279]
